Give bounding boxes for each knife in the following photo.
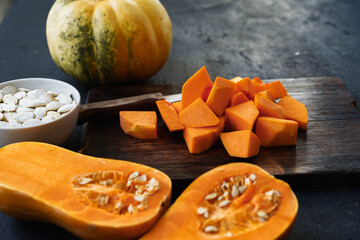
[77,92,182,124]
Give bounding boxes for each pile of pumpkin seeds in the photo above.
[0,85,76,128]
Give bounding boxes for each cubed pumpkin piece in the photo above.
[119,111,157,139]
[225,101,259,131]
[252,77,265,85]
[230,76,242,92]
[234,77,255,98]
[254,95,285,119]
[181,66,213,109]
[206,77,235,116]
[278,94,308,130]
[229,91,249,107]
[255,116,298,147]
[256,89,275,102]
[156,100,184,132]
[251,77,269,94]
[179,98,219,128]
[230,76,242,83]
[268,80,287,99]
[183,116,225,154]
[220,130,261,158]
[171,101,182,114]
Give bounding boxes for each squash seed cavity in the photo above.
[197,173,281,235]
[72,171,160,215]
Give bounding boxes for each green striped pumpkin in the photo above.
[46,0,172,85]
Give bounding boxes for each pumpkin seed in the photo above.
[205,192,218,200]
[128,171,139,180]
[197,207,208,215]
[46,90,58,96]
[104,195,110,205]
[57,104,74,113]
[238,185,247,193]
[126,180,133,188]
[18,87,30,92]
[18,97,32,107]
[57,93,73,105]
[0,113,3,121]
[146,178,160,192]
[128,204,134,214]
[265,189,275,197]
[8,119,22,128]
[46,101,64,111]
[99,194,109,206]
[16,107,35,113]
[0,92,3,102]
[249,173,257,182]
[3,94,18,105]
[204,225,219,233]
[38,92,56,103]
[115,202,122,211]
[99,179,113,186]
[46,111,61,120]
[29,89,48,99]
[134,195,148,203]
[218,199,231,208]
[231,184,239,198]
[1,86,17,95]
[257,210,269,221]
[2,103,17,112]
[78,177,92,185]
[4,112,16,121]
[99,180,108,186]
[0,121,10,127]
[22,118,41,127]
[13,91,27,100]
[134,174,147,182]
[34,107,47,119]
[41,115,53,123]
[24,98,47,108]
[15,112,35,123]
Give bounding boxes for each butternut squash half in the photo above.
[141,163,298,240]
[0,142,172,240]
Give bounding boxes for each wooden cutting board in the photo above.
[80,77,360,186]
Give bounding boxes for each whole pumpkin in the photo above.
[46,0,172,85]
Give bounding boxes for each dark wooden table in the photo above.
[1,0,360,239]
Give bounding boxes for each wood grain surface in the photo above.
[81,77,360,185]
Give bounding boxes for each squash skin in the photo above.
[141,163,298,240]
[0,142,172,240]
[46,0,172,85]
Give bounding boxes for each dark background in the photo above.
[0,0,359,239]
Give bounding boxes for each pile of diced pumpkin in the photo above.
[119,66,308,158]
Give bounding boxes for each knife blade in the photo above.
[77,92,182,124]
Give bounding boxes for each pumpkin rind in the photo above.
[0,142,172,240]
[46,0,172,85]
[141,163,298,240]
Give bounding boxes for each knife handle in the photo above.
[77,92,164,124]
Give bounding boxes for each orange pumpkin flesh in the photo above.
[0,142,172,240]
[141,163,298,240]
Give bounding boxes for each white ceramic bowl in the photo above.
[0,78,81,147]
